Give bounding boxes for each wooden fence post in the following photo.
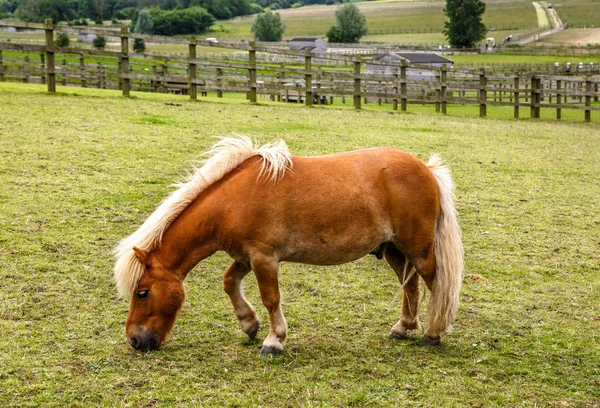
[316,68,323,105]
[479,69,487,118]
[531,76,540,119]
[151,64,156,92]
[305,48,312,106]
[44,19,56,93]
[248,41,257,103]
[120,26,130,96]
[96,63,103,88]
[584,78,591,122]
[188,36,197,100]
[40,53,45,84]
[556,80,562,120]
[353,60,361,110]
[161,63,167,93]
[392,69,398,111]
[400,59,407,112]
[118,60,123,90]
[0,50,4,82]
[514,76,519,119]
[24,55,30,83]
[216,67,223,98]
[435,72,440,113]
[441,64,447,114]
[80,55,86,88]
[61,59,66,86]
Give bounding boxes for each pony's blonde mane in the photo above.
[113,136,292,297]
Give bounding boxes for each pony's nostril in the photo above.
[129,336,141,349]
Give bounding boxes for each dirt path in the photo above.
[517,2,564,45]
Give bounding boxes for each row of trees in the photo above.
[0,0,352,22]
[0,0,255,22]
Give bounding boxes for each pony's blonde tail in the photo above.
[426,154,464,336]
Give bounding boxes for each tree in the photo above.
[251,11,285,42]
[134,8,153,34]
[326,3,367,44]
[443,0,487,48]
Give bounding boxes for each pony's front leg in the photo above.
[223,261,259,339]
[251,255,287,356]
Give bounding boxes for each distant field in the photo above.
[214,0,538,40]
[537,28,600,46]
[553,0,600,27]
[362,30,525,46]
[450,52,600,65]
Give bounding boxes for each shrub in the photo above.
[92,35,106,49]
[55,31,70,47]
[133,38,146,53]
[249,3,263,14]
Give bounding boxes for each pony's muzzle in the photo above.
[127,327,162,351]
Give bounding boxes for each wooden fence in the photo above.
[1,20,599,122]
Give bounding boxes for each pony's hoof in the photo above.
[247,321,259,340]
[420,335,441,345]
[388,329,409,340]
[259,346,282,356]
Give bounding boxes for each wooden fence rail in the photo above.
[0,19,599,122]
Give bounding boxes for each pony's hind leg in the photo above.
[409,246,444,345]
[384,245,421,339]
[223,261,260,339]
[251,255,287,356]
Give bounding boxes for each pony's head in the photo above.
[125,247,186,351]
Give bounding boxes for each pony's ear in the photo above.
[132,247,149,265]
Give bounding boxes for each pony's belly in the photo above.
[281,235,387,265]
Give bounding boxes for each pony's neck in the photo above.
[151,207,219,280]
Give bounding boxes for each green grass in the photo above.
[450,53,600,65]
[0,82,599,406]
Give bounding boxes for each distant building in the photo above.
[289,37,327,53]
[77,33,97,43]
[367,52,453,81]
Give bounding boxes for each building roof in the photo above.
[290,37,322,42]
[371,52,453,64]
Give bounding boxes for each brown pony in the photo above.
[114,136,463,355]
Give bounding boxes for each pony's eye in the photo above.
[137,290,149,299]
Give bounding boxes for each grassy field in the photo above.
[214,0,538,41]
[449,52,600,65]
[0,82,599,406]
[554,0,600,27]
[534,28,600,46]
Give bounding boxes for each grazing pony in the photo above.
[114,136,463,355]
